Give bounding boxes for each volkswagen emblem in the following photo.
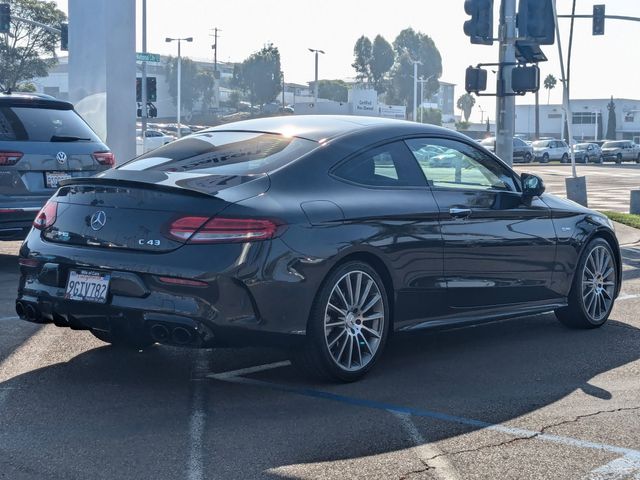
[56,151,67,165]
[89,211,107,231]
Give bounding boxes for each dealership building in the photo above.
[515,98,640,142]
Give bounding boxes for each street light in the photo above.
[418,74,437,123]
[165,36,193,137]
[308,48,325,104]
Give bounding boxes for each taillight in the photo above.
[93,151,115,167]
[0,151,23,166]
[33,200,58,230]
[166,216,279,244]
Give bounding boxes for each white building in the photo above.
[516,98,640,142]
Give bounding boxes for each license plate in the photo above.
[65,270,111,303]
[45,171,72,188]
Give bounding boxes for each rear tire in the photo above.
[561,153,569,163]
[555,238,618,329]
[292,261,390,382]
[542,153,550,163]
[524,153,532,163]
[583,155,589,164]
[616,153,622,164]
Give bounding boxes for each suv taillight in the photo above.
[165,216,279,244]
[93,151,115,167]
[0,151,23,166]
[33,200,58,230]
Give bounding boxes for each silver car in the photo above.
[0,93,112,240]
[601,140,640,163]
[574,143,603,163]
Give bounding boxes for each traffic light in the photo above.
[593,5,605,36]
[465,66,488,94]
[463,0,494,45]
[0,3,10,34]
[511,65,540,94]
[136,77,157,103]
[60,23,68,51]
[517,0,555,45]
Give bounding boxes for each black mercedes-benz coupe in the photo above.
[16,116,621,381]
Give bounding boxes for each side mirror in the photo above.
[521,173,545,198]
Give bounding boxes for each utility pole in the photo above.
[495,0,516,166]
[210,28,221,110]
[308,48,325,104]
[141,0,148,153]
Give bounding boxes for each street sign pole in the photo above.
[141,0,148,154]
[495,0,516,166]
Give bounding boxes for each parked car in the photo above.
[480,136,534,163]
[0,93,113,240]
[573,143,603,163]
[136,129,174,155]
[17,116,621,382]
[601,140,640,163]
[532,139,570,163]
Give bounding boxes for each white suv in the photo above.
[532,139,570,163]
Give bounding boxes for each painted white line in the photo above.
[392,411,461,480]
[207,360,291,380]
[0,316,19,322]
[584,454,640,479]
[187,351,209,480]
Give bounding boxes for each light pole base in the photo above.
[630,190,640,214]
[565,176,588,207]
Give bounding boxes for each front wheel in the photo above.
[555,238,618,329]
[524,153,533,163]
[616,153,622,164]
[561,153,569,163]
[583,155,589,164]
[597,155,604,164]
[292,261,390,382]
[542,153,550,163]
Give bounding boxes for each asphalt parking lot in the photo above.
[1,187,640,479]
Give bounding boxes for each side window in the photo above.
[404,137,517,192]
[333,141,426,188]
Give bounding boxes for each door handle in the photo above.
[449,207,472,219]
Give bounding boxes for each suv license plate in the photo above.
[65,270,111,303]
[45,171,72,188]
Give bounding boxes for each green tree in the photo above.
[0,0,66,91]
[352,35,372,83]
[387,28,442,112]
[165,56,201,114]
[418,107,441,126]
[369,35,394,94]
[196,69,216,114]
[236,44,283,109]
[543,74,557,105]
[317,79,348,102]
[456,93,476,122]
[606,96,616,139]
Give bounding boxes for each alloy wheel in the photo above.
[581,245,616,322]
[323,270,384,372]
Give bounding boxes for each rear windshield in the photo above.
[0,106,100,142]
[121,131,317,175]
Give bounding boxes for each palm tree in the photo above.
[543,74,557,105]
[456,93,476,122]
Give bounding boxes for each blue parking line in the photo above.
[216,375,640,459]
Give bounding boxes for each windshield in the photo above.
[602,141,624,148]
[575,144,590,150]
[121,131,318,175]
[532,140,550,147]
[0,106,100,142]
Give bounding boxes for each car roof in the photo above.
[202,115,465,143]
[0,92,73,110]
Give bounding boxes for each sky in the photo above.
[53,0,640,123]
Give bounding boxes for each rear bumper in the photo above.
[16,232,320,347]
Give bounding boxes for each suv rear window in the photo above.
[0,106,100,142]
[121,131,317,175]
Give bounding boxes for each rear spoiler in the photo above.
[59,171,270,200]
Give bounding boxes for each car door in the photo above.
[405,137,558,310]
[330,140,446,326]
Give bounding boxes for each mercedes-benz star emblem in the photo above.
[56,151,67,165]
[90,211,107,231]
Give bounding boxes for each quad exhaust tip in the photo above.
[15,301,25,319]
[150,324,170,343]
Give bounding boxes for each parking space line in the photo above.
[584,454,640,479]
[0,316,19,322]
[616,293,640,302]
[213,375,640,459]
[206,360,291,380]
[392,411,461,480]
[187,351,210,480]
